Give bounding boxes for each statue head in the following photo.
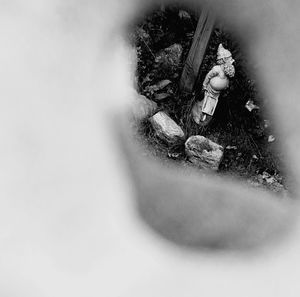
[217,44,235,78]
[217,44,234,65]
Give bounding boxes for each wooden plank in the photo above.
[180,8,215,93]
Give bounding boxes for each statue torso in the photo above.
[209,65,229,91]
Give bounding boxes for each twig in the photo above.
[248,134,263,158]
[140,35,155,59]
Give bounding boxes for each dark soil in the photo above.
[128,4,288,195]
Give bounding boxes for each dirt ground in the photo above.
[129,4,288,195]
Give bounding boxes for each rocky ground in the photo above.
[129,4,288,195]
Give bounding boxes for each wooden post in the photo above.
[180,8,215,93]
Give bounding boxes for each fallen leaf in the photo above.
[268,135,275,143]
[178,10,191,19]
[168,152,180,159]
[245,100,259,112]
[154,93,170,101]
[226,145,237,150]
[262,171,271,179]
[156,79,172,90]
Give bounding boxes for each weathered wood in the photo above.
[180,8,215,93]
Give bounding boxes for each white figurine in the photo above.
[192,44,235,125]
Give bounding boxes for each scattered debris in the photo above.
[264,120,270,128]
[261,171,276,183]
[254,171,286,193]
[245,100,260,112]
[167,151,181,159]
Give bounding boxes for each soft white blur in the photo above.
[0,0,300,296]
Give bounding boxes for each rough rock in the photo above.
[185,136,224,170]
[155,44,183,72]
[149,111,185,143]
[132,94,158,121]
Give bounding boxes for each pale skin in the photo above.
[1,0,300,296]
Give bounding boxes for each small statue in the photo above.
[192,44,235,125]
